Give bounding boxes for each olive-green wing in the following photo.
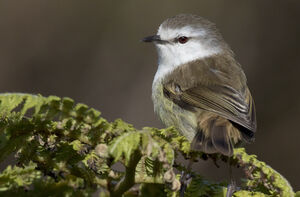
[163,83,256,133]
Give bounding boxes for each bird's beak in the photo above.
[142,35,162,43]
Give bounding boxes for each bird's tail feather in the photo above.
[191,116,240,156]
[210,118,234,156]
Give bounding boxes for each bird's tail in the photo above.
[191,115,244,156]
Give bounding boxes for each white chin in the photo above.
[153,44,221,82]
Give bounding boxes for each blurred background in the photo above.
[0,0,299,191]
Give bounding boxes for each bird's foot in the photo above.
[179,171,193,197]
[226,180,236,197]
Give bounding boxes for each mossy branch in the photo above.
[0,93,297,197]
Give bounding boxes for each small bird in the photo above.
[143,14,257,196]
[143,14,256,157]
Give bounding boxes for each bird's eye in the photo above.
[178,36,189,44]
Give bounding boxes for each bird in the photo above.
[143,14,257,195]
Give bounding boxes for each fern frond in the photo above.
[233,148,294,197]
[0,93,297,197]
[0,161,40,191]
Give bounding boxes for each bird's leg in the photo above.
[179,160,193,197]
[226,157,236,197]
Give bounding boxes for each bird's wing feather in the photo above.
[162,56,256,133]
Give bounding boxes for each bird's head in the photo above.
[143,14,229,68]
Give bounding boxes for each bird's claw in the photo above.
[179,171,193,197]
[226,180,236,197]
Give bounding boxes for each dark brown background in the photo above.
[0,0,299,191]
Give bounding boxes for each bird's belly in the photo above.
[152,82,197,141]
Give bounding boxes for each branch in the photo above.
[110,150,142,197]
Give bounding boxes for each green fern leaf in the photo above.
[0,161,41,191]
[0,93,296,196]
[109,131,141,166]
